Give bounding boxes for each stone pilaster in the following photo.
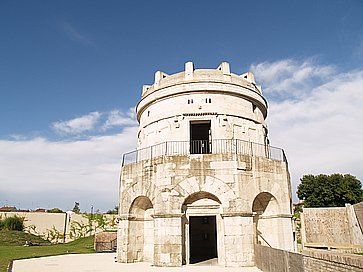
[153,214,183,267]
[222,213,254,266]
[116,215,132,263]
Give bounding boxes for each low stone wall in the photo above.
[354,202,363,232]
[254,244,303,272]
[254,244,363,272]
[0,212,117,243]
[94,231,117,252]
[301,204,363,249]
[303,250,363,272]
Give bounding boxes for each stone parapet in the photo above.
[303,250,363,271]
[254,244,363,272]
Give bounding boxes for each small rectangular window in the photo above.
[252,104,257,112]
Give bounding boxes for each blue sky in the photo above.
[0,1,363,211]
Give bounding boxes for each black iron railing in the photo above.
[122,139,286,166]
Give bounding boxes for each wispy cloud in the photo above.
[58,21,94,46]
[51,108,137,136]
[102,108,137,130]
[354,36,363,58]
[52,112,102,135]
[9,134,28,141]
[250,58,335,99]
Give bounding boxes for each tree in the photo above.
[106,205,119,214]
[47,208,64,213]
[72,202,80,214]
[297,174,363,208]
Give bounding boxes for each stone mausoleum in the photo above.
[117,62,294,267]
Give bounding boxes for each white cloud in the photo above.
[0,126,137,211]
[250,59,335,98]
[252,59,363,200]
[1,108,139,211]
[51,108,138,136]
[52,112,101,135]
[102,108,137,130]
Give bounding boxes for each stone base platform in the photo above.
[13,253,261,272]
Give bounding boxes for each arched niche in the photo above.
[128,196,154,262]
[252,192,279,247]
[182,191,221,213]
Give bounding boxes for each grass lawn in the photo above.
[0,230,95,272]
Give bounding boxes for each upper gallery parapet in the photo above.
[141,61,263,98]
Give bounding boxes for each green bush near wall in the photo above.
[0,216,24,231]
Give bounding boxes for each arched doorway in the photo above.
[128,196,154,262]
[181,191,222,265]
[252,192,279,247]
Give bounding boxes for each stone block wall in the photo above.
[254,244,303,272]
[153,215,183,267]
[94,231,117,252]
[303,250,363,272]
[255,244,363,272]
[118,153,294,267]
[223,215,254,266]
[0,211,117,243]
[354,202,363,234]
[301,204,363,248]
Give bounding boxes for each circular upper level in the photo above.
[135,62,269,148]
[137,62,267,123]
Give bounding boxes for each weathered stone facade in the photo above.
[255,244,363,272]
[301,203,363,251]
[117,62,294,267]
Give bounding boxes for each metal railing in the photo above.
[122,139,286,166]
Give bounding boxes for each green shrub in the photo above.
[0,216,24,231]
[47,208,64,213]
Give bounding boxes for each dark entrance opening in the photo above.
[190,121,211,154]
[189,216,217,264]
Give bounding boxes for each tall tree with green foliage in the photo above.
[297,174,363,208]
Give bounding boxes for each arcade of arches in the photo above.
[117,186,293,267]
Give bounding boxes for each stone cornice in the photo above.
[257,214,293,219]
[152,213,184,218]
[221,212,253,218]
